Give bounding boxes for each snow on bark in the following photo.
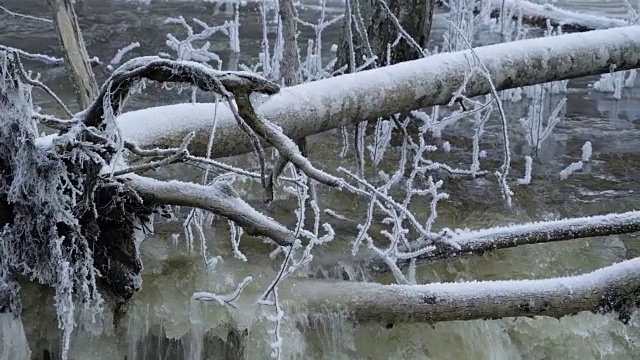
[117,25,640,159]
[290,257,640,325]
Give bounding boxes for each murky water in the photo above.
[0,0,639,359]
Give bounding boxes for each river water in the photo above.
[0,0,639,359]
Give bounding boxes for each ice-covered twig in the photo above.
[106,42,140,71]
[0,5,53,23]
[559,161,583,180]
[110,132,195,176]
[0,44,62,65]
[0,44,99,66]
[581,141,593,162]
[447,21,513,206]
[517,155,533,185]
[192,276,253,309]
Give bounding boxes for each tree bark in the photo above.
[46,0,98,108]
[287,258,640,325]
[278,0,301,86]
[115,26,640,159]
[337,0,436,71]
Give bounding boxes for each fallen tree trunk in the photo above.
[290,257,640,325]
[116,25,640,158]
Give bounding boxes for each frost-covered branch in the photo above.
[440,0,630,31]
[118,26,640,158]
[0,5,52,23]
[311,211,640,274]
[125,175,296,246]
[494,0,629,31]
[291,257,640,325]
[405,210,640,264]
[81,56,279,128]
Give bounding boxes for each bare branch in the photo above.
[33,113,77,130]
[10,53,73,117]
[110,133,195,176]
[233,92,343,188]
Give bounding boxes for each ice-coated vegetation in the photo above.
[0,0,639,359]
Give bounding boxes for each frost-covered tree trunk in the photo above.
[336,0,436,71]
[117,25,640,158]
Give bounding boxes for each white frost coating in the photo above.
[449,210,640,249]
[517,155,533,185]
[592,69,636,99]
[393,256,640,300]
[116,25,640,158]
[560,161,583,180]
[581,141,593,162]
